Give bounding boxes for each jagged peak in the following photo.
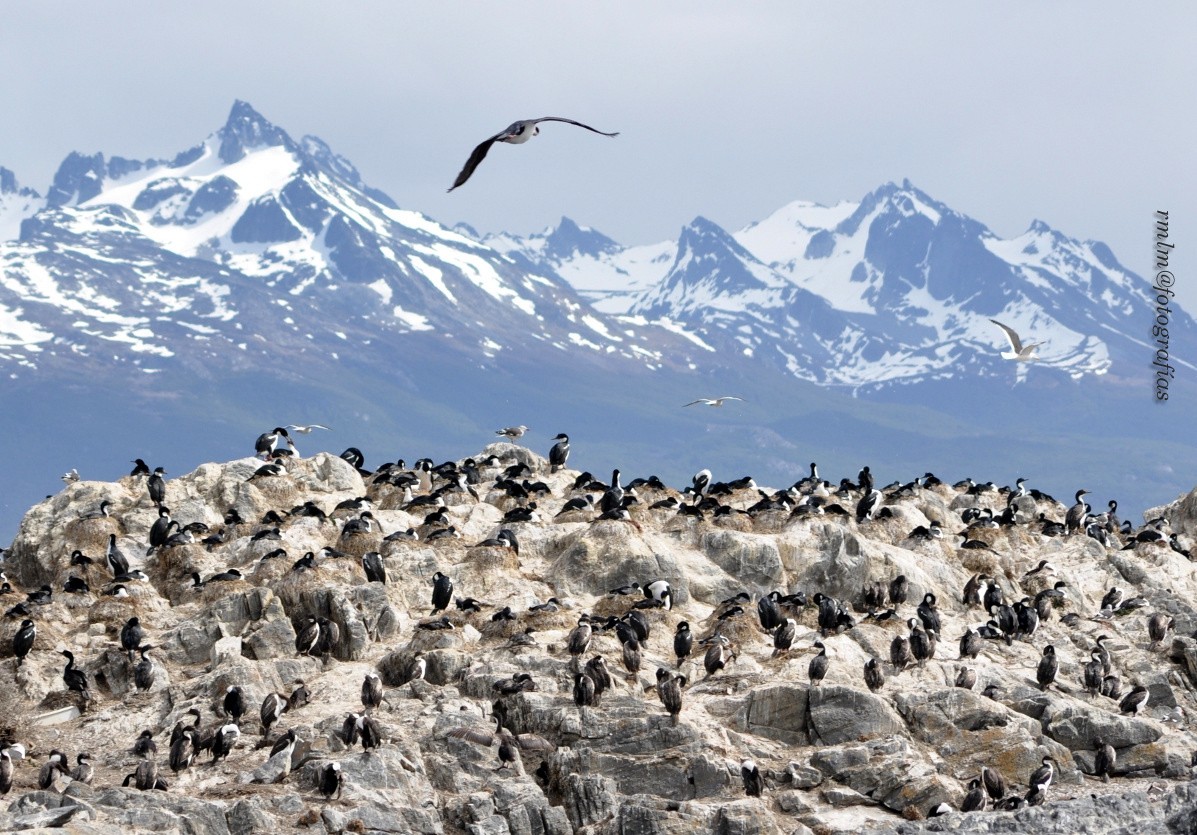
[1,166,39,197]
[217,100,293,164]
[676,216,761,264]
[543,216,620,260]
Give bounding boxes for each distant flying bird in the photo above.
[683,396,744,408]
[448,117,619,191]
[989,319,1042,361]
[286,424,330,434]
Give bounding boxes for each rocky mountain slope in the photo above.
[3,440,1197,834]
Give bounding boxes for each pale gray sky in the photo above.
[2,2,1192,306]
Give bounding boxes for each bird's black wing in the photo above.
[449,135,500,191]
[531,117,619,137]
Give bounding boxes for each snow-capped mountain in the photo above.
[0,167,42,243]
[502,180,1187,388]
[2,100,1195,543]
[0,101,700,381]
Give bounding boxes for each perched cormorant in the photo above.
[572,672,596,707]
[13,619,35,665]
[431,572,453,613]
[1119,685,1149,716]
[1037,645,1058,691]
[1066,489,1091,534]
[962,777,986,812]
[106,534,130,579]
[319,762,344,799]
[548,434,570,473]
[362,551,386,584]
[1094,738,1116,783]
[808,641,829,686]
[223,685,247,721]
[864,657,885,692]
[38,749,69,789]
[656,667,685,725]
[134,645,156,691]
[741,758,764,797]
[674,622,693,666]
[147,467,167,507]
[61,650,91,703]
[296,616,321,656]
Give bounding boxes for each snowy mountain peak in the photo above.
[218,100,293,163]
[0,167,45,242]
[542,216,620,261]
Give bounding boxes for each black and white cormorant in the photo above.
[548,434,570,473]
[255,427,291,460]
[656,667,685,725]
[674,622,693,666]
[134,645,156,691]
[295,616,320,656]
[741,758,764,797]
[431,572,453,613]
[808,641,829,685]
[37,749,69,789]
[361,551,386,584]
[1036,645,1058,691]
[106,534,130,579]
[319,761,344,798]
[644,579,672,610]
[70,752,94,785]
[917,593,941,635]
[147,467,167,507]
[223,685,246,722]
[1119,684,1149,716]
[13,618,35,665]
[61,649,91,703]
[962,777,986,811]
[1065,489,1091,534]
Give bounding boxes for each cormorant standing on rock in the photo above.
[808,641,828,685]
[656,667,685,725]
[741,759,764,797]
[320,762,343,799]
[1095,738,1116,782]
[674,622,693,666]
[548,434,570,473]
[1037,645,1058,691]
[147,467,167,507]
[13,619,35,665]
[61,650,92,704]
[864,657,885,692]
[431,572,453,613]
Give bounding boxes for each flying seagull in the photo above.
[286,424,331,434]
[989,319,1042,361]
[683,396,745,408]
[448,117,619,191]
[61,468,80,484]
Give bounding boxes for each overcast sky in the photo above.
[2,2,1192,307]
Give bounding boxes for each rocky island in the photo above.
[2,442,1196,834]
